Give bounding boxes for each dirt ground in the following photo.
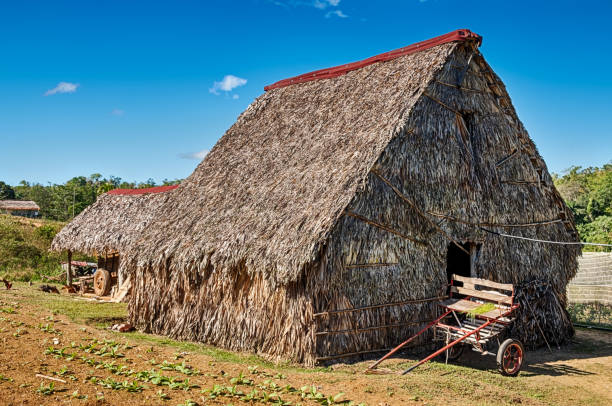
[1,283,611,406]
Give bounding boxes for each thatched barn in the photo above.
[52,185,178,295]
[126,29,580,365]
[0,200,40,218]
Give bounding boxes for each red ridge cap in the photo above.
[264,29,482,91]
[107,185,179,195]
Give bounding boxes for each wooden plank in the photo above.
[460,322,504,336]
[452,274,513,292]
[450,286,513,304]
[67,250,72,285]
[439,298,482,312]
[111,276,130,303]
[345,263,398,269]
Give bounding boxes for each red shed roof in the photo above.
[264,29,482,91]
[107,185,179,196]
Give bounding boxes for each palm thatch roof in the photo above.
[51,185,177,255]
[129,35,470,284]
[0,200,40,211]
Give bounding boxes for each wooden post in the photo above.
[67,250,73,286]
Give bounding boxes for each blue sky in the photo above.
[1,0,610,185]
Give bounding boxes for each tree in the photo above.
[554,162,612,251]
[0,181,15,199]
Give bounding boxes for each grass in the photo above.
[10,282,126,326]
[120,330,334,375]
[466,302,496,318]
[0,214,94,282]
[8,281,331,373]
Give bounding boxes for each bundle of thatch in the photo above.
[125,29,579,365]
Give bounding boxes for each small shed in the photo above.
[126,30,580,364]
[0,200,40,218]
[51,185,177,297]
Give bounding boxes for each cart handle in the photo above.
[401,306,516,375]
[367,309,452,371]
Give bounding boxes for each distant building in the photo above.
[0,200,40,218]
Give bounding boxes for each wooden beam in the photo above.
[370,169,469,255]
[345,211,426,246]
[67,250,72,286]
[345,263,398,269]
[452,274,513,291]
[450,286,512,305]
[315,319,432,336]
[313,296,447,317]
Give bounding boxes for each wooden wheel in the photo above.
[93,269,112,296]
[497,339,524,376]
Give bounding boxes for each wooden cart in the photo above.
[368,274,524,376]
[71,253,119,296]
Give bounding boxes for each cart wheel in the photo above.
[94,269,112,296]
[436,344,464,362]
[497,339,524,376]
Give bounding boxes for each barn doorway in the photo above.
[445,242,481,284]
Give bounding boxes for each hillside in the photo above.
[0,214,67,281]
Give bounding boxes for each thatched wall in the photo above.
[313,43,578,359]
[127,38,578,364]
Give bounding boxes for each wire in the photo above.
[480,227,612,247]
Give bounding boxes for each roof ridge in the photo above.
[264,29,481,91]
[106,185,179,196]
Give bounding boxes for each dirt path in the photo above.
[1,283,611,405]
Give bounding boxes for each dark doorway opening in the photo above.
[446,242,471,285]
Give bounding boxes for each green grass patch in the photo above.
[466,303,496,318]
[119,331,332,375]
[9,282,126,326]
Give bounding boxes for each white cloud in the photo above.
[232,94,239,100]
[272,1,342,11]
[325,9,348,18]
[314,0,340,8]
[179,149,209,160]
[111,108,124,116]
[44,81,79,96]
[209,75,247,95]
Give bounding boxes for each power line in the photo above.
[480,227,612,247]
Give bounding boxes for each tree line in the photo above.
[0,174,181,222]
[554,163,612,250]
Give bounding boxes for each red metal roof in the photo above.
[107,185,179,196]
[264,29,482,91]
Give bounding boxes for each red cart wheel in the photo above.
[497,339,524,376]
[437,344,464,362]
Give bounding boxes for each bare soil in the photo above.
[1,283,611,405]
